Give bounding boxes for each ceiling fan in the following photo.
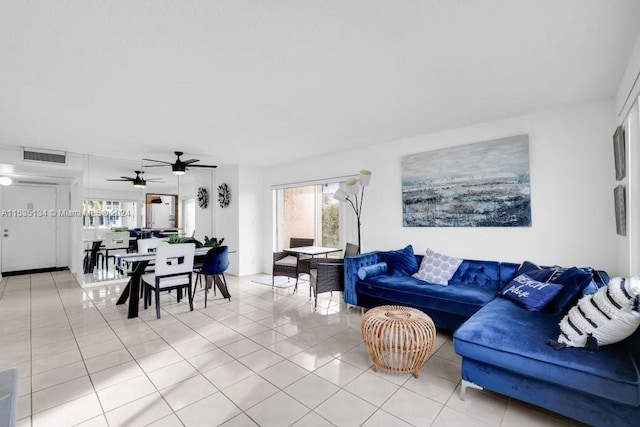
[143,151,217,175]
[106,170,163,188]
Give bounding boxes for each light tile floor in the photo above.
[0,271,586,426]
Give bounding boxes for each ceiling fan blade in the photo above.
[142,158,173,165]
[183,159,200,164]
[142,164,169,168]
[107,178,134,181]
[187,164,218,169]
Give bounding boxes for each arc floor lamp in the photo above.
[333,170,372,254]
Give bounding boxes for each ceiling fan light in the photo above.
[132,171,146,187]
[172,164,186,175]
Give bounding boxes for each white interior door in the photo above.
[1,184,57,273]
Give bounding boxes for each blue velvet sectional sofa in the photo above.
[344,248,640,427]
[344,247,501,330]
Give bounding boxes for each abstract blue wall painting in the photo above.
[402,135,531,227]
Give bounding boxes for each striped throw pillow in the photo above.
[554,277,640,349]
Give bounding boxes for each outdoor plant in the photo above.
[203,236,224,247]
[166,235,186,244]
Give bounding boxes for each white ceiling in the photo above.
[1,1,639,168]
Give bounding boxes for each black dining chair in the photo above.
[184,238,204,286]
[83,240,102,274]
[193,246,231,307]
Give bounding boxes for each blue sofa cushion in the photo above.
[356,274,496,318]
[501,273,563,311]
[383,245,418,276]
[357,262,388,280]
[449,259,502,293]
[546,267,593,315]
[582,269,610,296]
[454,298,640,406]
[517,261,558,283]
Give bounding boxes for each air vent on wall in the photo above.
[22,147,67,164]
[17,180,58,186]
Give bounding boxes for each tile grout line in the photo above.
[11,272,514,427]
[47,272,107,424]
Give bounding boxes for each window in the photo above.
[274,182,341,251]
[82,200,137,228]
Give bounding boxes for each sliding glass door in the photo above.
[274,182,341,252]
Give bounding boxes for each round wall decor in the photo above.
[197,187,209,209]
[217,183,231,208]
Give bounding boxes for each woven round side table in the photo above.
[361,305,436,378]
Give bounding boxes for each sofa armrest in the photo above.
[344,251,384,305]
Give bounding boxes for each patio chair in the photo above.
[272,237,314,290]
[309,242,359,309]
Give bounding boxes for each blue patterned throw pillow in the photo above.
[501,273,564,311]
[413,248,463,285]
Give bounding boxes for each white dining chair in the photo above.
[137,237,168,254]
[98,231,129,269]
[141,243,195,319]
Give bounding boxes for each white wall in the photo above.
[237,165,264,275]
[626,103,640,275]
[615,31,640,276]
[215,165,240,275]
[616,32,640,123]
[189,171,215,240]
[263,100,621,275]
[0,145,84,278]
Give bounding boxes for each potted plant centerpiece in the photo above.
[203,236,225,247]
[166,235,186,244]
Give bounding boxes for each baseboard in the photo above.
[1,267,69,276]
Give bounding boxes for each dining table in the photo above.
[283,246,342,257]
[283,246,342,293]
[115,247,231,318]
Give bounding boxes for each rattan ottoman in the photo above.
[361,305,436,378]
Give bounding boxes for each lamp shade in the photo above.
[359,170,372,186]
[334,188,349,202]
[0,176,12,186]
[345,178,359,195]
